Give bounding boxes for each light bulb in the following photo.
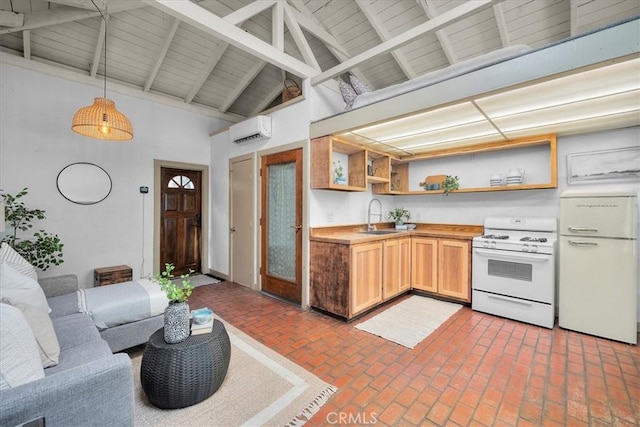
[99,113,111,134]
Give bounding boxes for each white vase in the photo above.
[164,301,190,344]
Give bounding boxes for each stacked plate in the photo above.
[506,175,523,185]
[490,179,504,186]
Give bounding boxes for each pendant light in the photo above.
[71,1,133,141]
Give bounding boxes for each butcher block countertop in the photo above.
[310,222,483,244]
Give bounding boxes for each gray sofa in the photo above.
[0,275,135,427]
[45,275,164,353]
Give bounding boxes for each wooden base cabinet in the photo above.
[350,242,383,315]
[383,238,411,300]
[411,237,471,302]
[310,240,383,319]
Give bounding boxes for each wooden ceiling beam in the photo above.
[219,60,267,113]
[493,3,511,47]
[312,0,501,86]
[273,1,284,51]
[22,29,30,59]
[89,18,105,78]
[418,0,458,65]
[288,0,374,89]
[0,2,145,35]
[250,80,286,117]
[355,0,417,79]
[144,17,179,92]
[283,2,319,70]
[44,0,106,11]
[144,0,317,78]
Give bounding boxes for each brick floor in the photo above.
[189,281,640,426]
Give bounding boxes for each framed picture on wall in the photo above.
[567,146,640,185]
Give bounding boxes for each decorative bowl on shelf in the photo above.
[406,224,417,230]
[191,308,213,324]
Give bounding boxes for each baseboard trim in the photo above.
[207,268,228,281]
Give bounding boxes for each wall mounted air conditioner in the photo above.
[229,115,272,145]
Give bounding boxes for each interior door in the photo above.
[230,157,254,288]
[160,167,202,276]
[260,148,303,304]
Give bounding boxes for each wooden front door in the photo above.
[160,167,202,276]
[260,148,303,304]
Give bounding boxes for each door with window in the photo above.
[260,148,302,304]
[160,168,202,276]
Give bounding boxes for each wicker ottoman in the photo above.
[140,320,231,409]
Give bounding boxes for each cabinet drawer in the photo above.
[94,265,132,287]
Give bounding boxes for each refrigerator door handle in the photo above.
[568,227,598,233]
[568,240,598,246]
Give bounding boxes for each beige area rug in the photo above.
[356,296,462,349]
[132,318,337,427]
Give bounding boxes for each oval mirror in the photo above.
[57,162,112,205]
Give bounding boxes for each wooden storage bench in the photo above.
[94,265,133,287]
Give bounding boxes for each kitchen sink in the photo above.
[358,230,404,235]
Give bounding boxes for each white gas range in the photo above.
[471,217,557,329]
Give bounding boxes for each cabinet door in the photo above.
[383,239,400,300]
[411,237,438,292]
[398,238,412,293]
[438,239,471,302]
[350,242,383,316]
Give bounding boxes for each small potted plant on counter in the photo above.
[389,207,411,227]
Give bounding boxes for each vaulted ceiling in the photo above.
[0,0,638,123]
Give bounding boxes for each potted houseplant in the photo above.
[1,188,64,270]
[442,175,460,196]
[388,207,411,227]
[153,263,194,344]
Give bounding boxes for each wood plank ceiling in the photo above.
[0,0,638,122]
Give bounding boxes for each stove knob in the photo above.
[522,244,529,252]
[531,245,538,253]
[483,241,489,248]
[490,241,497,249]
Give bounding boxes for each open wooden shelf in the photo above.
[311,134,557,195]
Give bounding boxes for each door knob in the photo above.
[230,227,236,232]
[290,225,302,231]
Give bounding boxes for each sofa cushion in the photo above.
[0,261,50,314]
[52,313,102,351]
[0,243,37,281]
[44,339,113,376]
[0,303,45,390]
[2,298,60,368]
[47,292,80,319]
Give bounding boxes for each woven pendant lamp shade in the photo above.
[72,97,133,141]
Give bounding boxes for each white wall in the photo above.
[0,64,231,287]
[209,97,311,277]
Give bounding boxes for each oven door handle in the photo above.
[473,248,550,263]
[488,294,533,307]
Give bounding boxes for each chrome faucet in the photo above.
[367,198,383,231]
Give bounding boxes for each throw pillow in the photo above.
[0,261,51,314]
[0,303,45,390]
[0,242,38,281]
[349,75,372,95]
[2,298,60,368]
[338,79,357,110]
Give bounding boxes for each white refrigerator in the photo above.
[559,189,638,344]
